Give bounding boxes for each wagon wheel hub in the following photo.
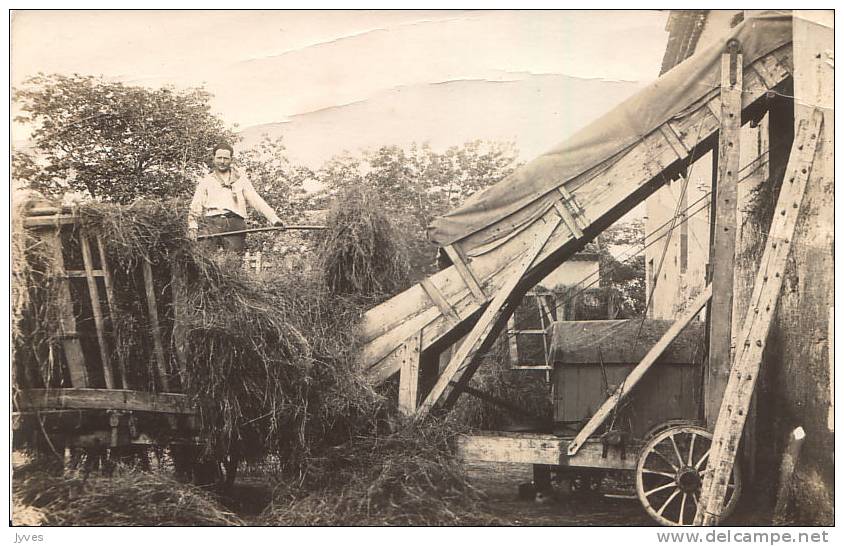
[675,466,702,493]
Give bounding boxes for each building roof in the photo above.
[659,11,709,75]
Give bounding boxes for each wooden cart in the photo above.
[12,205,203,473]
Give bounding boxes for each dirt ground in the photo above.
[462,461,653,526]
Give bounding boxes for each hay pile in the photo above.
[13,463,242,526]
[262,418,501,526]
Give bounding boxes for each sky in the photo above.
[11,10,668,135]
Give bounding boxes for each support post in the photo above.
[415,217,561,418]
[142,258,171,392]
[96,236,128,389]
[706,41,743,428]
[43,229,89,387]
[397,332,422,416]
[79,232,115,389]
[695,110,823,526]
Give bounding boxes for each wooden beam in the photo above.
[420,279,460,325]
[95,237,128,390]
[456,432,637,470]
[142,259,171,392]
[42,229,89,388]
[567,285,711,455]
[397,332,422,416]
[705,44,743,428]
[15,388,195,414]
[416,217,561,417]
[660,124,692,159]
[696,110,823,526]
[170,263,189,389]
[443,244,486,304]
[506,316,520,365]
[80,232,115,389]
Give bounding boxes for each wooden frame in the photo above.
[362,45,793,386]
[696,110,823,525]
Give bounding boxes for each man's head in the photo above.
[212,142,234,173]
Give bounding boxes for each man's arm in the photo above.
[242,178,283,226]
[187,180,207,234]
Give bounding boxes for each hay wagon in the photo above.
[12,203,211,477]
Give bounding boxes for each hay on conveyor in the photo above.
[13,464,242,526]
[319,186,411,302]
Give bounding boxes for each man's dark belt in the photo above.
[208,211,242,219]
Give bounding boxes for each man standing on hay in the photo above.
[188,142,284,252]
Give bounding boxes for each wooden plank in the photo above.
[705,47,743,428]
[456,432,637,470]
[696,110,822,526]
[552,200,583,239]
[43,229,89,388]
[80,232,115,389]
[64,270,105,278]
[23,214,79,228]
[567,285,711,455]
[443,244,486,304]
[419,279,460,325]
[15,388,195,414]
[507,317,520,365]
[170,264,189,389]
[660,124,692,159]
[360,46,792,383]
[416,217,561,417]
[142,259,171,392]
[96,236,128,389]
[397,332,422,416]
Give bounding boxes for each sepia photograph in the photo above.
[8,8,835,533]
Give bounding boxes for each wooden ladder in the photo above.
[694,110,824,525]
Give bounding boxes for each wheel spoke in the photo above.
[643,468,675,479]
[652,448,680,471]
[658,489,681,516]
[688,434,697,466]
[645,481,677,497]
[679,493,688,526]
[670,434,684,465]
[695,448,710,470]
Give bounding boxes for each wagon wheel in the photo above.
[635,425,741,526]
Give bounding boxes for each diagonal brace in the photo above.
[415,217,561,418]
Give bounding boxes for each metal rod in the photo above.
[196,225,326,240]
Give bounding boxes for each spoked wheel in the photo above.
[635,425,741,526]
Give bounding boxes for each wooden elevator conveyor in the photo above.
[359,42,794,418]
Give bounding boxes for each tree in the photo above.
[320,141,520,279]
[14,74,237,203]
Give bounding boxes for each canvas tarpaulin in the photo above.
[428,12,792,252]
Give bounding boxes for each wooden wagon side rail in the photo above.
[14,388,196,415]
